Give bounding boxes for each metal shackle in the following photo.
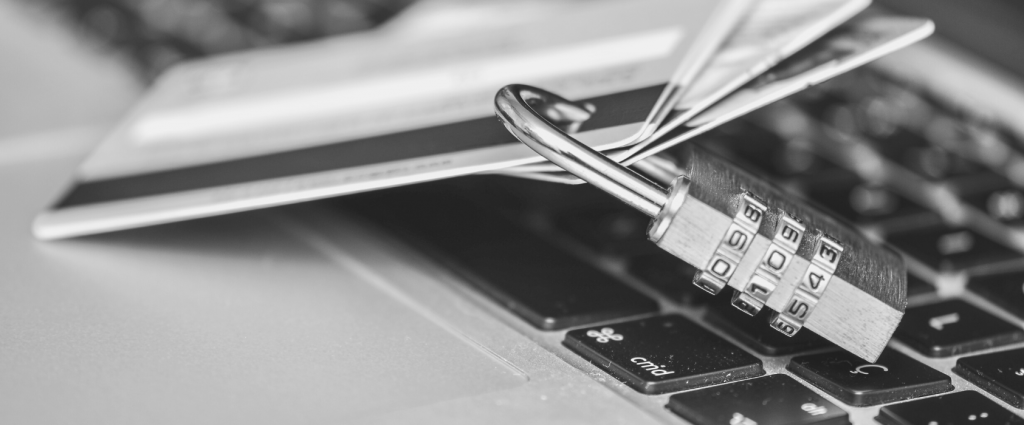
[494,84,669,217]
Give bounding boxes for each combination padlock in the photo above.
[494,84,906,362]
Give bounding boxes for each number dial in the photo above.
[649,145,906,363]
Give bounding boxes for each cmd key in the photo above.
[667,375,849,425]
[895,300,1024,357]
[954,348,1024,408]
[563,315,764,394]
[877,391,1024,425]
[787,348,952,406]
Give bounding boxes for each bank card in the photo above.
[35,0,750,239]
[503,0,870,174]
[510,15,935,184]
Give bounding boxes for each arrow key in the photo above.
[877,391,1024,425]
[968,271,1024,321]
[668,375,849,425]
[895,300,1024,357]
[787,348,953,406]
[953,348,1024,408]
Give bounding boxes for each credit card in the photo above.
[35,0,750,239]
[510,15,935,184]
[503,0,870,174]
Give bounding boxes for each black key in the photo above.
[877,391,1024,425]
[959,179,1024,226]
[463,176,613,218]
[563,315,764,394]
[799,168,933,226]
[895,300,1024,357]
[787,349,953,406]
[908,274,936,297]
[954,348,1024,408]
[841,118,980,182]
[705,296,833,356]
[969,271,1024,320]
[878,130,984,181]
[626,251,712,305]
[554,203,656,257]
[886,225,1022,271]
[667,375,849,425]
[696,122,830,179]
[864,127,929,160]
[346,186,659,330]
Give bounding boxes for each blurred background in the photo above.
[0,0,412,143]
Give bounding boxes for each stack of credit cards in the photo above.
[34,0,934,240]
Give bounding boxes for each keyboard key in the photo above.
[959,179,1024,226]
[799,168,933,226]
[554,203,657,257]
[705,296,833,356]
[697,122,830,179]
[886,226,1022,271]
[895,300,1024,357]
[346,186,659,330]
[953,348,1024,408]
[563,315,764,394]
[667,375,849,425]
[907,274,936,297]
[787,349,953,406]
[876,391,1024,425]
[969,271,1024,320]
[626,251,712,305]
[881,131,984,181]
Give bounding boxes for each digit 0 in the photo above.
[765,248,788,271]
[710,258,733,278]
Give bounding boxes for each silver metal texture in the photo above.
[494,84,668,217]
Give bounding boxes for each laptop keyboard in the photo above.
[346,67,1024,423]
[27,0,411,80]
[19,0,1024,420]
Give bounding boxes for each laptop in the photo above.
[1,0,1022,423]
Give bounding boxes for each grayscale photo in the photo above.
[0,0,1022,423]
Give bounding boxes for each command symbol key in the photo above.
[564,315,764,394]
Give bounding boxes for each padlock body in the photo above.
[648,145,905,363]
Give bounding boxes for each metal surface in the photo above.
[495,84,668,217]
[634,144,908,362]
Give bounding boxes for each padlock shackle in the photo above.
[495,84,668,217]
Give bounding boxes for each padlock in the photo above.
[494,84,906,362]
